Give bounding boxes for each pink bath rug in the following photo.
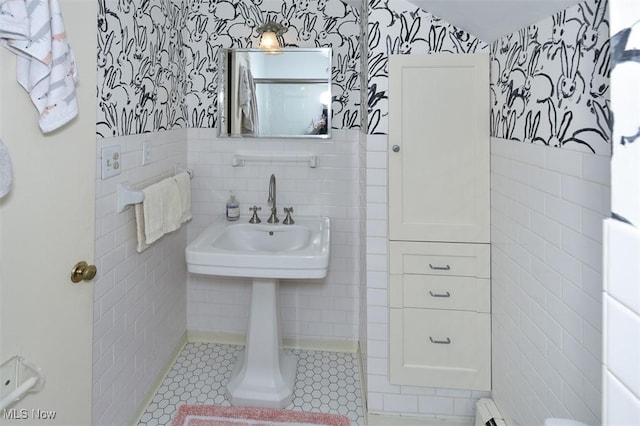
[171,405,351,426]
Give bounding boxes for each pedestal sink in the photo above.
[185,216,330,408]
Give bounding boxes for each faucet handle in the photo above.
[283,207,295,225]
[249,206,262,224]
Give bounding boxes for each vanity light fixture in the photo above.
[257,21,287,51]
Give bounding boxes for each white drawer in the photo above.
[390,308,491,391]
[389,241,490,278]
[390,274,490,312]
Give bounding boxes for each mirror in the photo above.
[218,48,332,139]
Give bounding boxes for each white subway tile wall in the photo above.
[186,129,361,343]
[364,134,490,422]
[359,129,369,393]
[93,130,189,425]
[491,137,610,426]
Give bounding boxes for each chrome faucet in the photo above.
[267,174,279,223]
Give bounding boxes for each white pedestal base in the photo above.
[226,278,297,408]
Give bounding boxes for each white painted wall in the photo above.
[93,129,188,425]
[603,1,640,423]
[186,129,361,344]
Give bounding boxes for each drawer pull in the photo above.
[429,291,451,298]
[429,337,452,345]
[429,264,451,271]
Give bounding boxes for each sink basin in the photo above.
[214,223,312,252]
[186,216,330,279]
[186,215,331,408]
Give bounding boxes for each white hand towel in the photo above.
[140,183,163,247]
[139,177,181,244]
[173,171,192,224]
[0,0,29,40]
[0,137,13,199]
[134,174,190,253]
[134,203,150,253]
[0,0,78,133]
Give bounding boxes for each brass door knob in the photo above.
[70,261,97,283]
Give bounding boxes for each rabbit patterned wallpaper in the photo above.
[97,0,188,137]
[366,0,489,135]
[97,0,361,138]
[491,0,611,155]
[96,0,612,144]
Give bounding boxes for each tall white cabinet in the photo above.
[388,53,491,391]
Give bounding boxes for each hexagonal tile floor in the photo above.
[137,342,364,426]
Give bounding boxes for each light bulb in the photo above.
[259,31,279,50]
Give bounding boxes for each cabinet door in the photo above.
[388,54,490,243]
